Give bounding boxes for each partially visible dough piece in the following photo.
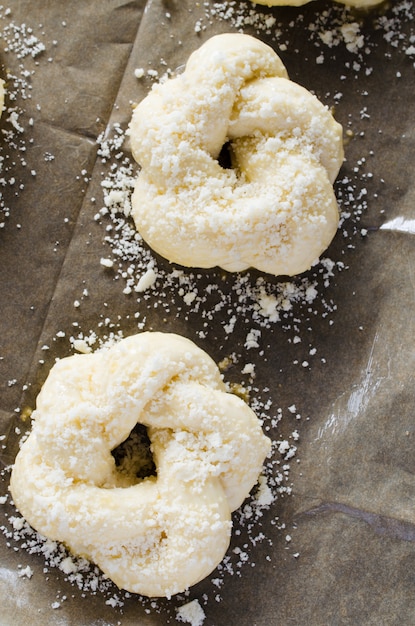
[130,33,344,277]
[251,0,383,7]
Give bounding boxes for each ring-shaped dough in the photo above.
[129,33,344,277]
[10,332,271,598]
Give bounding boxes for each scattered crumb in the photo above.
[17,565,33,579]
[176,599,206,626]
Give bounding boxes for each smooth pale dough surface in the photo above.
[251,0,383,7]
[10,332,271,598]
[129,33,344,277]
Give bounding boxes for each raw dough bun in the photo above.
[251,0,383,7]
[129,33,344,277]
[10,332,271,598]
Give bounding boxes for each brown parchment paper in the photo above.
[0,0,414,624]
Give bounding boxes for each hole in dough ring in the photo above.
[10,332,271,598]
[129,33,344,277]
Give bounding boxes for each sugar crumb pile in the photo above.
[0,8,47,226]
[176,599,206,626]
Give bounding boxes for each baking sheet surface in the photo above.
[0,0,414,624]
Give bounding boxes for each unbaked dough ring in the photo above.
[129,33,344,277]
[10,332,271,598]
